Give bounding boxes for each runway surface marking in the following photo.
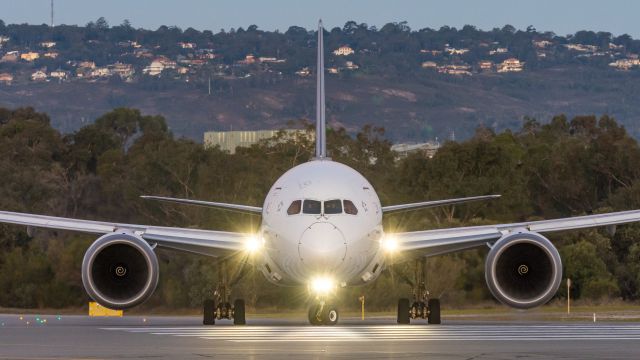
[102,324,640,342]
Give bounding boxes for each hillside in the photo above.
[1,20,640,141]
[1,66,640,141]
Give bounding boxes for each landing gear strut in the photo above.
[203,260,246,325]
[397,257,441,324]
[308,299,339,326]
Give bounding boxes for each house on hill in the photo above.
[478,60,494,71]
[31,70,48,81]
[497,58,524,72]
[437,64,471,76]
[50,69,69,80]
[21,52,40,61]
[0,73,14,84]
[143,61,165,76]
[0,51,18,63]
[333,45,354,56]
[421,61,437,69]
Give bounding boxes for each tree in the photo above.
[95,17,109,30]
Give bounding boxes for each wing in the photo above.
[381,195,501,213]
[0,211,248,257]
[140,195,262,214]
[393,209,640,257]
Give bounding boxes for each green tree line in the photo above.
[0,107,639,311]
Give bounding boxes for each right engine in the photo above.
[485,231,563,309]
[82,232,159,310]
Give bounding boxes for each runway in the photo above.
[2,314,640,359]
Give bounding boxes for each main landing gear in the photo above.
[397,258,441,325]
[308,300,339,326]
[203,260,246,325]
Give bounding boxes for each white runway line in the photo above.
[101,325,640,342]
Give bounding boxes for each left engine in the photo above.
[81,232,159,310]
[485,231,563,309]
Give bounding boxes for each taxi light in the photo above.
[381,235,398,253]
[244,235,265,253]
[310,277,335,295]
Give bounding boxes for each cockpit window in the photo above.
[324,199,343,214]
[344,200,358,215]
[287,200,301,215]
[302,200,321,214]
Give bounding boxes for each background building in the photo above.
[204,129,311,154]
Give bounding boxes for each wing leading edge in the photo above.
[0,210,248,257]
[382,195,501,213]
[393,209,640,257]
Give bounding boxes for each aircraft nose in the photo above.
[298,222,347,271]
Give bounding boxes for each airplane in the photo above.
[2,20,640,326]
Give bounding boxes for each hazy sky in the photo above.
[3,0,640,37]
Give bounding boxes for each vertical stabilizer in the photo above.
[315,20,327,158]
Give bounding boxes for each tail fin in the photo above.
[315,20,327,159]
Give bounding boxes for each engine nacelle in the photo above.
[82,232,159,310]
[485,231,562,309]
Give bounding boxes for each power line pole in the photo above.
[50,0,54,27]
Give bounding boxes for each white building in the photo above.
[178,42,197,49]
[344,61,359,70]
[143,61,165,76]
[421,61,438,69]
[40,41,56,48]
[437,64,472,76]
[204,129,312,154]
[90,67,112,78]
[609,58,640,70]
[78,61,96,69]
[50,70,69,80]
[445,46,469,55]
[489,47,509,55]
[497,58,524,73]
[564,44,598,52]
[295,67,311,77]
[391,141,440,159]
[31,70,48,81]
[0,73,14,84]
[109,63,135,78]
[533,40,553,48]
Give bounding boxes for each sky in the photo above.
[3,0,640,38]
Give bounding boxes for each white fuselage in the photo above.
[258,159,386,288]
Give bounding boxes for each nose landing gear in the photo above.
[308,300,339,326]
[396,258,441,325]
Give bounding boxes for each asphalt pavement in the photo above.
[1,314,639,359]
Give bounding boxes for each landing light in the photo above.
[244,235,265,253]
[310,276,335,295]
[381,235,398,253]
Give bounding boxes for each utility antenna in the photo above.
[50,0,54,27]
[315,20,327,159]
